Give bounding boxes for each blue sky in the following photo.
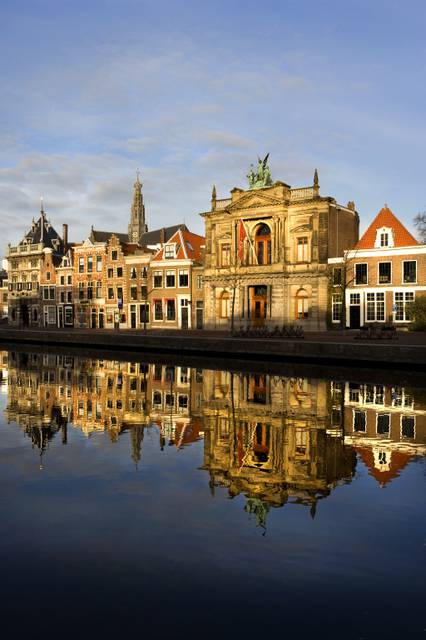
[1,0,425,247]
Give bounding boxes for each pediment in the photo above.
[81,237,95,247]
[291,223,312,233]
[227,191,284,211]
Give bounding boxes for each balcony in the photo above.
[8,243,44,256]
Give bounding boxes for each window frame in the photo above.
[355,263,368,285]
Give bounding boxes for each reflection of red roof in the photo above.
[153,229,205,262]
[355,446,413,487]
[355,206,418,250]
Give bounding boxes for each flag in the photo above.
[238,219,247,262]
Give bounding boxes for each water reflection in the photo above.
[1,350,425,514]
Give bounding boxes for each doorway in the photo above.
[251,286,267,326]
[130,305,137,329]
[20,304,29,326]
[181,300,189,329]
[350,305,361,329]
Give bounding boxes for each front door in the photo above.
[251,286,267,326]
[91,309,97,329]
[350,305,361,329]
[181,306,189,329]
[99,309,104,329]
[130,305,137,329]
[58,306,64,328]
[21,304,29,326]
[196,301,203,329]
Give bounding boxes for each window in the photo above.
[117,287,123,301]
[107,268,113,278]
[350,293,360,305]
[96,281,102,298]
[403,261,416,283]
[296,289,309,319]
[141,285,147,299]
[130,286,138,300]
[380,232,389,247]
[355,263,368,285]
[333,267,342,285]
[130,267,137,279]
[219,291,230,318]
[166,299,176,320]
[166,270,175,288]
[49,286,55,300]
[165,244,175,259]
[255,224,272,265]
[46,272,51,281]
[96,255,102,272]
[354,410,366,432]
[378,262,391,284]
[60,275,65,285]
[154,299,163,320]
[377,414,390,436]
[87,256,93,273]
[332,293,342,322]
[43,287,49,300]
[153,391,162,407]
[87,282,93,299]
[179,270,189,287]
[196,275,202,290]
[394,291,414,321]
[153,271,162,288]
[221,243,231,267]
[78,257,84,273]
[47,306,56,325]
[60,292,65,303]
[296,236,308,262]
[117,267,123,278]
[366,292,385,321]
[67,275,72,285]
[401,416,415,439]
[67,291,72,303]
[111,250,118,261]
[108,287,114,300]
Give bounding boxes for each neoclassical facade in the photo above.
[201,166,359,330]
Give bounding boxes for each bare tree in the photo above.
[414,211,426,243]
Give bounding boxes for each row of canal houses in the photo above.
[5,164,426,330]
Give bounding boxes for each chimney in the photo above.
[160,227,166,243]
[62,224,68,249]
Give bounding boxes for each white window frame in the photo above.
[402,260,417,284]
[178,269,189,288]
[354,263,368,286]
[165,270,176,288]
[400,415,416,439]
[376,413,390,437]
[153,271,163,289]
[393,291,415,322]
[365,291,385,322]
[164,244,175,259]
[377,261,392,285]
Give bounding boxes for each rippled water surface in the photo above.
[0,350,424,638]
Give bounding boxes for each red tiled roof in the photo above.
[355,206,418,249]
[355,446,413,487]
[153,229,205,262]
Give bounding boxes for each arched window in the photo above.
[219,291,230,318]
[255,224,271,265]
[295,289,309,319]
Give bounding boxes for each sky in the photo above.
[1,0,426,249]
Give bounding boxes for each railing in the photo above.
[214,198,232,210]
[8,243,44,256]
[290,187,314,201]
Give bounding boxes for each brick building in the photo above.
[329,206,426,328]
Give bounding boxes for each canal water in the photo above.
[0,350,424,638]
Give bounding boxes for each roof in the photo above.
[21,213,64,253]
[90,229,129,243]
[139,224,188,246]
[355,206,418,249]
[355,445,413,487]
[152,228,205,262]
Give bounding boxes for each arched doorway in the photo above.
[255,224,271,265]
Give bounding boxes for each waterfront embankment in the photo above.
[0,326,425,370]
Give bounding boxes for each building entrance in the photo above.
[250,286,267,326]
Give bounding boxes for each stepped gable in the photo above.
[139,223,188,246]
[355,206,418,249]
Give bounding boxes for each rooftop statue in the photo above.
[247,154,273,189]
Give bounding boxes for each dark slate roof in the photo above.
[21,214,64,253]
[139,224,188,246]
[90,229,129,243]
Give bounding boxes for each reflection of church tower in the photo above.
[128,173,147,243]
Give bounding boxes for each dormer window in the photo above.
[375,227,394,248]
[164,244,175,259]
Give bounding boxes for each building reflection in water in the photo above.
[2,351,425,523]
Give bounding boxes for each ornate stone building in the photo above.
[201,162,359,330]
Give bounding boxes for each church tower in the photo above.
[128,173,147,242]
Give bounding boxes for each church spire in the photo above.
[313,168,319,196]
[128,171,147,243]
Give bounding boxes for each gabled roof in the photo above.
[355,445,413,487]
[90,229,129,243]
[152,228,205,263]
[21,213,64,254]
[139,224,188,246]
[355,206,418,249]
